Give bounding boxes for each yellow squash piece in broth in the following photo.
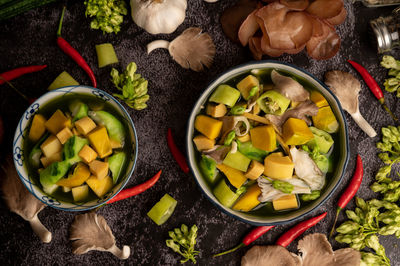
[310,91,329,108]
[216,164,247,189]
[72,184,89,202]
[273,194,298,211]
[236,75,259,100]
[56,162,91,187]
[87,126,112,158]
[282,118,314,145]
[250,125,276,152]
[312,106,339,133]
[29,114,46,142]
[44,110,70,135]
[86,175,113,198]
[194,115,223,140]
[232,184,261,212]
[264,153,294,180]
[206,103,227,118]
[193,135,215,151]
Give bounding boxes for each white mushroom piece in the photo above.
[70,212,130,260]
[325,70,377,138]
[147,27,216,72]
[241,245,298,266]
[0,155,52,243]
[297,233,361,266]
[271,70,310,102]
[257,176,311,202]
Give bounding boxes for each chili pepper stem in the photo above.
[213,243,245,257]
[0,75,30,102]
[379,98,398,121]
[329,207,342,240]
[57,6,66,37]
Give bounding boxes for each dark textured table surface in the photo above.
[1,1,400,265]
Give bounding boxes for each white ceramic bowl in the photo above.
[187,61,349,225]
[13,86,138,211]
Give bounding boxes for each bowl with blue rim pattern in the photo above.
[186,60,350,225]
[13,86,138,211]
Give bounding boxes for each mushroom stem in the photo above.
[350,111,377,138]
[147,40,170,54]
[28,214,52,243]
[107,244,130,260]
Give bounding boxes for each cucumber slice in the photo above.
[213,179,245,208]
[69,100,89,122]
[88,110,125,146]
[199,155,217,184]
[48,71,79,91]
[96,43,119,68]
[147,194,177,225]
[108,152,126,184]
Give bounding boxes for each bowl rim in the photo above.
[13,85,138,211]
[186,60,350,226]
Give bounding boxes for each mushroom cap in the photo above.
[271,70,310,102]
[169,27,216,72]
[324,70,361,114]
[1,155,45,220]
[297,233,335,266]
[333,248,361,266]
[241,245,298,266]
[202,146,230,164]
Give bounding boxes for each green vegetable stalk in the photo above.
[84,0,127,34]
[256,90,290,115]
[166,224,200,264]
[223,131,236,146]
[264,177,294,194]
[111,62,150,110]
[301,190,320,201]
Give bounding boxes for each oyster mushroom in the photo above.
[258,176,311,202]
[266,100,318,133]
[333,248,361,266]
[1,155,52,243]
[70,212,130,259]
[202,146,230,164]
[324,70,377,137]
[147,27,215,72]
[241,245,298,266]
[271,70,310,102]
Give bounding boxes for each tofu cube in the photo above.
[40,135,62,158]
[72,184,89,202]
[78,144,98,164]
[40,151,62,168]
[44,110,70,135]
[86,175,113,198]
[206,103,227,118]
[56,127,73,144]
[75,116,97,135]
[28,114,47,142]
[87,126,112,158]
[89,160,109,180]
[245,160,264,180]
[193,135,215,151]
[272,194,299,211]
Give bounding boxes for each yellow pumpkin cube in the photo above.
[245,160,264,180]
[273,194,299,211]
[206,103,227,118]
[44,110,70,135]
[237,133,251,143]
[56,127,73,144]
[216,164,247,189]
[78,144,98,164]
[310,91,329,108]
[312,106,339,133]
[282,118,314,146]
[110,139,122,149]
[193,135,215,151]
[72,184,89,202]
[194,115,223,140]
[40,135,62,158]
[86,175,113,198]
[250,125,276,152]
[264,153,294,179]
[89,160,109,180]
[29,114,47,142]
[87,126,112,158]
[232,184,261,212]
[57,162,91,187]
[75,116,97,136]
[236,75,259,100]
[40,151,62,168]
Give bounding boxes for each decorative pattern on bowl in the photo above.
[186,60,350,225]
[13,86,138,211]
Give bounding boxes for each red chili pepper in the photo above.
[56,7,97,88]
[0,65,47,85]
[348,59,397,121]
[106,170,162,204]
[167,128,189,174]
[275,212,327,247]
[213,226,274,257]
[329,155,363,238]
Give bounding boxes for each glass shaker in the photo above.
[369,7,400,53]
[353,0,400,7]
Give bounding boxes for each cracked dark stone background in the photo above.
[0,0,400,265]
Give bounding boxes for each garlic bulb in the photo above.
[130,0,187,34]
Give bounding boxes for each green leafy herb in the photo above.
[264,177,294,194]
[111,62,149,110]
[84,0,127,34]
[166,224,200,264]
[380,56,400,96]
